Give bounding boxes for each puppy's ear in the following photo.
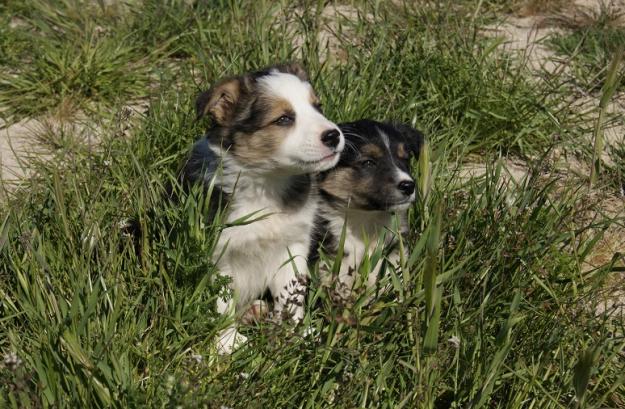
[274,62,309,82]
[393,123,424,160]
[196,76,243,124]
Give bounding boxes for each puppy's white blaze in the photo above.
[378,128,391,151]
[395,168,413,184]
[258,72,344,171]
[390,167,416,210]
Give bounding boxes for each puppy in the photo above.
[182,63,344,353]
[310,120,423,295]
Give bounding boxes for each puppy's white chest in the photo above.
[221,191,314,249]
[214,180,316,303]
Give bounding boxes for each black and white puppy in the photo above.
[182,63,344,353]
[310,120,423,294]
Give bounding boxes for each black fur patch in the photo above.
[308,214,337,267]
[178,136,229,220]
[279,174,312,210]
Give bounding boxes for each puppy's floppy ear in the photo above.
[393,122,424,160]
[195,76,243,124]
[274,62,309,82]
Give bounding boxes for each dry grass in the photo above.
[514,0,569,17]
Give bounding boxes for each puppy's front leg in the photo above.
[216,296,247,355]
[271,248,309,323]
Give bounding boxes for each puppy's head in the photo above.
[196,63,344,174]
[319,120,423,211]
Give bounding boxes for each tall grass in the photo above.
[590,50,622,187]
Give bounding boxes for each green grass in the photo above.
[1,1,624,408]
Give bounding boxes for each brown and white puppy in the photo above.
[182,63,344,353]
[310,119,423,294]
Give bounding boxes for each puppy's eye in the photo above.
[274,115,294,126]
[360,159,376,168]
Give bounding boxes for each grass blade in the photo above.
[590,48,622,186]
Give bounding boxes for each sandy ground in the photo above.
[0,119,42,183]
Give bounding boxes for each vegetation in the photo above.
[1,0,623,407]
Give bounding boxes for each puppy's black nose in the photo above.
[398,180,415,196]
[321,129,340,149]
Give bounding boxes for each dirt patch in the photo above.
[570,93,625,166]
[0,103,145,193]
[483,16,564,73]
[568,0,625,25]
[287,4,373,64]
[0,119,46,183]
[459,156,624,316]
[458,158,530,185]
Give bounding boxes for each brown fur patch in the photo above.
[232,129,286,164]
[231,95,295,164]
[360,144,384,158]
[321,168,372,208]
[261,96,295,126]
[197,77,242,124]
[320,168,354,199]
[232,126,289,165]
[396,143,408,159]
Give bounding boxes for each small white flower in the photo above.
[165,375,175,395]
[118,218,132,229]
[448,335,461,349]
[3,352,22,371]
[191,353,203,364]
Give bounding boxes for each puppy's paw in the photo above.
[241,300,270,325]
[290,304,305,323]
[216,327,248,355]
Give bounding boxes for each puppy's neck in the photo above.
[326,204,406,239]
[210,143,313,210]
